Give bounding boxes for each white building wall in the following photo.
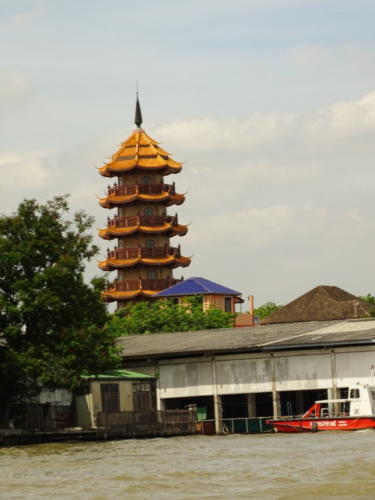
[128,346,375,401]
[216,357,272,394]
[335,348,375,387]
[274,352,332,391]
[159,361,213,398]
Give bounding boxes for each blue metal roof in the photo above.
[155,277,241,297]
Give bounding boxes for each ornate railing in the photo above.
[107,214,178,227]
[107,183,175,196]
[107,245,181,260]
[108,278,179,291]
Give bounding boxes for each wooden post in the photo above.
[248,294,254,325]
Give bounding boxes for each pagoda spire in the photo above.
[135,92,143,128]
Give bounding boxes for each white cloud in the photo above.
[0,153,50,190]
[3,89,375,305]
[155,90,375,154]
[154,114,296,151]
[148,90,375,303]
[0,70,29,101]
[307,91,375,139]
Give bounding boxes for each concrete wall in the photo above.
[127,346,375,409]
[336,348,375,386]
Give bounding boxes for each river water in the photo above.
[0,432,374,499]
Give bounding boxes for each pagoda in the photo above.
[98,96,191,307]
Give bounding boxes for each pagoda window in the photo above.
[142,176,152,185]
[143,207,154,216]
[145,239,155,248]
[147,270,158,280]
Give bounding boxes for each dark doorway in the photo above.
[279,389,328,416]
[221,394,247,418]
[101,383,120,413]
[164,396,214,419]
[255,392,273,417]
[132,381,155,411]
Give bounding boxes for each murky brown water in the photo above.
[0,432,374,499]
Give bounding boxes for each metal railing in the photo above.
[109,278,180,291]
[107,245,181,260]
[197,417,274,435]
[107,183,176,196]
[107,214,178,228]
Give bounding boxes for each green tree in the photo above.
[253,301,282,320]
[105,296,234,336]
[0,196,119,422]
[359,293,375,305]
[359,294,375,316]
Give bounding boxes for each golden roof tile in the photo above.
[99,129,181,177]
[99,192,185,209]
[98,223,188,240]
[99,254,191,271]
[102,289,157,301]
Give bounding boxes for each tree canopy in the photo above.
[359,294,375,316]
[0,196,119,419]
[105,296,234,336]
[253,301,282,320]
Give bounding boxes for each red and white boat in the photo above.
[267,384,375,432]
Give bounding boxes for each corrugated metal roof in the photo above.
[155,276,241,297]
[117,319,375,360]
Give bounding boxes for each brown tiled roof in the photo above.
[262,285,372,324]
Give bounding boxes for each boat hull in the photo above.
[266,417,375,433]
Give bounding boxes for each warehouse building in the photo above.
[118,318,375,433]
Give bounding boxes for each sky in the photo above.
[1,0,375,308]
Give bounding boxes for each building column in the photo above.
[330,349,338,399]
[211,358,222,434]
[271,354,280,417]
[247,394,256,417]
[213,394,222,434]
[330,349,339,414]
[156,361,164,411]
[157,398,166,411]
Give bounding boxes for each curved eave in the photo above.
[99,193,185,208]
[99,161,182,178]
[99,255,191,271]
[102,289,158,302]
[99,224,188,240]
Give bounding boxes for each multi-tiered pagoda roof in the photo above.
[98,97,190,304]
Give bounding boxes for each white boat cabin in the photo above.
[313,384,375,418]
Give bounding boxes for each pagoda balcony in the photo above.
[108,278,180,292]
[107,245,181,260]
[106,214,178,228]
[107,182,176,196]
